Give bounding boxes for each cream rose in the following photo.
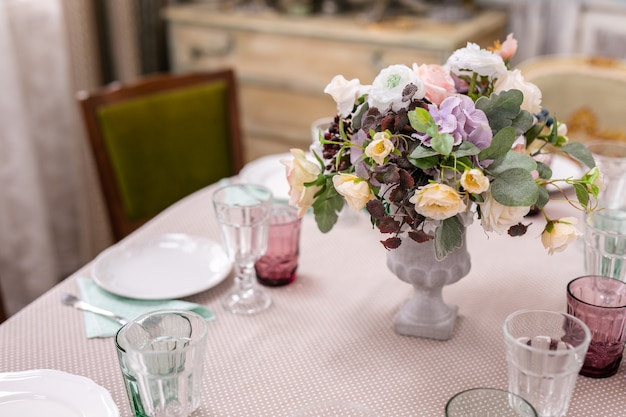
[541,217,580,255]
[323,75,364,117]
[461,169,490,194]
[413,63,456,105]
[479,192,530,234]
[368,64,425,112]
[281,149,322,216]
[493,69,542,114]
[409,183,467,220]
[332,174,374,211]
[365,131,394,165]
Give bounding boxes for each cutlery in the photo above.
[60,293,128,325]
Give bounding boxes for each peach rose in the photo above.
[479,192,530,234]
[409,183,467,220]
[414,63,456,105]
[494,33,518,61]
[281,149,322,216]
[541,217,580,255]
[332,174,374,211]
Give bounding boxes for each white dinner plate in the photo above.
[0,369,119,417]
[239,152,292,201]
[92,233,232,300]
[547,154,585,194]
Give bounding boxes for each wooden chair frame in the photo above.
[77,70,244,241]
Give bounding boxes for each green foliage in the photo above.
[434,216,464,260]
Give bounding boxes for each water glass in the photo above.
[255,204,302,286]
[115,310,209,417]
[587,140,626,210]
[584,210,626,280]
[213,183,273,314]
[445,388,538,417]
[503,310,591,417]
[567,275,626,378]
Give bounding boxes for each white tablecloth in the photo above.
[0,180,622,416]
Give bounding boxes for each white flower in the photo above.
[461,169,490,194]
[541,217,580,255]
[323,75,364,117]
[368,65,425,112]
[332,174,374,211]
[446,42,507,79]
[493,69,542,114]
[409,183,467,220]
[281,149,322,216]
[479,192,530,234]
[365,131,394,165]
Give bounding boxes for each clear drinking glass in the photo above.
[503,310,591,417]
[115,310,209,417]
[212,184,273,314]
[445,388,538,417]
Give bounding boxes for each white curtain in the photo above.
[0,0,114,316]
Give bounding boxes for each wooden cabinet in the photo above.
[164,6,508,162]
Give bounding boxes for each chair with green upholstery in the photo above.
[78,70,244,241]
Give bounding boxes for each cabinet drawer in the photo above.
[170,23,445,90]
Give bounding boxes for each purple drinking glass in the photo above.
[567,275,626,378]
[254,204,302,287]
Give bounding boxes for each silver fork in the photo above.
[60,293,128,325]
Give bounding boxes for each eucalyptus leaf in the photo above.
[409,145,439,159]
[312,181,344,233]
[535,186,550,210]
[431,133,454,156]
[490,168,539,206]
[434,216,464,260]
[478,126,517,161]
[488,150,537,175]
[452,141,481,158]
[561,142,596,168]
[535,160,553,180]
[475,89,524,132]
[409,155,439,169]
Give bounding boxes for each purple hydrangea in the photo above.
[415,94,493,150]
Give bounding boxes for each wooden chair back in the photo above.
[77,70,244,241]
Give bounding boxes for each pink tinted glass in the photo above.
[567,275,626,378]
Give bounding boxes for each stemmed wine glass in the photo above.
[212,184,273,314]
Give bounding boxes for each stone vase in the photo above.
[387,236,471,340]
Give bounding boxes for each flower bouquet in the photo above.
[283,34,601,260]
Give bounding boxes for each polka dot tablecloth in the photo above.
[1,182,624,416]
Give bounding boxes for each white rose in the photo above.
[541,217,581,255]
[368,64,425,112]
[409,183,467,220]
[493,69,542,114]
[479,192,530,234]
[446,42,507,79]
[332,174,374,211]
[461,169,490,194]
[323,75,363,117]
[281,149,322,216]
[365,131,394,165]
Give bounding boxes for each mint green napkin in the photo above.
[77,277,216,339]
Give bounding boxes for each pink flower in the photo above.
[495,33,518,61]
[414,64,456,105]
